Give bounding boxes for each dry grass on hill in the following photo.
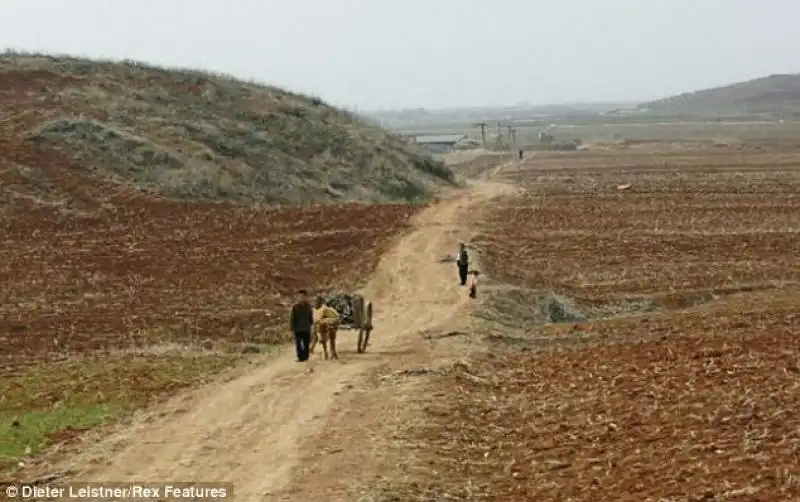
[0,51,456,206]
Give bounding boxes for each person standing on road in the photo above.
[456,242,469,286]
[289,289,314,362]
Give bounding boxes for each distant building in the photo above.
[413,134,467,152]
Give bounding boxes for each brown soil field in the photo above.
[479,149,800,304]
[378,146,800,501]
[1,197,419,367]
[388,292,799,501]
[0,190,421,473]
[0,137,423,475]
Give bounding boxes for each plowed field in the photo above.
[1,192,419,371]
[1,151,420,472]
[379,146,800,501]
[478,149,800,302]
[390,292,800,501]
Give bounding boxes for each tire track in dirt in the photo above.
[49,178,516,500]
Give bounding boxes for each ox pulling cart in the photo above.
[323,293,374,353]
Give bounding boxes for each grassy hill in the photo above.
[638,74,800,117]
[0,52,456,205]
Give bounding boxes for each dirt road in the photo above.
[59,180,513,500]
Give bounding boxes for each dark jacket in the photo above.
[290,301,314,333]
[456,248,469,267]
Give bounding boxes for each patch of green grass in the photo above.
[0,354,240,474]
[1,404,123,457]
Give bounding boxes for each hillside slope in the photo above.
[639,74,800,117]
[0,52,456,205]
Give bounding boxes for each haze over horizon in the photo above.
[1,0,798,111]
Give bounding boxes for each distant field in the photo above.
[480,149,800,302]
[378,143,800,501]
[380,73,800,145]
[395,119,800,144]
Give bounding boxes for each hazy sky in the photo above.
[1,0,798,110]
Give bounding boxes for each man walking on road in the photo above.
[289,289,314,362]
[456,242,470,286]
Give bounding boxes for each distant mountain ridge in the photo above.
[638,74,800,116]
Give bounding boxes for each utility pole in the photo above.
[506,124,515,152]
[512,128,517,153]
[473,122,487,147]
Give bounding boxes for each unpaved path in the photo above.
[59,178,514,500]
